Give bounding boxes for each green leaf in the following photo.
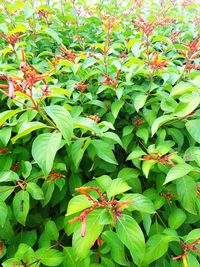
[0,198,8,227]
[32,132,62,176]
[173,97,200,118]
[21,161,32,179]
[63,247,76,267]
[41,182,55,207]
[92,140,118,165]
[187,254,200,267]
[102,231,128,266]
[95,175,112,192]
[66,195,93,216]
[116,215,145,266]
[0,127,12,146]
[106,178,131,199]
[0,171,19,183]
[127,147,146,160]
[45,220,59,241]
[102,132,123,146]
[170,81,197,96]
[74,117,101,136]
[142,160,157,178]
[168,208,186,229]
[70,138,91,170]
[176,176,198,214]
[26,182,44,200]
[11,122,48,144]
[186,119,200,143]
[120,193,155,214]
[83,58,96,69]
[142,234,170,265]
[111,100,124,119]
[72,209,104,260]
[164,163,193,185]
[185,229,200,243]
[136,127,149,144]
[13,190,30,225]
[151,115,175,136]
[42,28,62,44]
[45,105,73,144]
[134,94,148,112]
[2,259,22,267]
[49,87,71,98]
[24,4,34,19]
[0,186,14,201]
[35,248,63,266]
[0,110,23,127]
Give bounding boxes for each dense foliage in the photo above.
[0,0,200,266]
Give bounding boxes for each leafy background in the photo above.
[0,0,200,266]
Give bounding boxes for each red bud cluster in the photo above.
[160,190,177,204]
[100,69,121,89]
[141,152,175,167]
[68,186,132,237]
[86,113,101,123]
[132,14,174,37]
[173,238,200,260]
[145,52,168,70]
[47,170,66,183]
[0,32,24,47]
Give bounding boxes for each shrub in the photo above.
[0,0,200,266]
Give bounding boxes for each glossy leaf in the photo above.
[32,132,62,176]
[164,163,193,184]
[116,215,145,266]
[45,105,73,144]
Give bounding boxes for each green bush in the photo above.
[0,0,200,266]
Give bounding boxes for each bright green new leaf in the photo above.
[186,119,200,143]
[164,163,193,184]
[66,195,93,216]
[32,132,62,176]
[142,160,157,178]
[120,193,155,214]
[74,117,101,136]
[107,178,131,199]
[26,182,44,200]
[185,229,200,243]
[170,81,197,96]
[11,122,48,144]
[127,147,147,161]
[83,58,96,69]
[45,105,73,144]
[0,171,19,183]
[35,248,63,266]
[134,94,148,112]
[151,115,175,136]
[0,110,23,127]
[111,100,124,119]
